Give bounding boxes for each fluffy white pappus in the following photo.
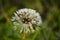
[11,8,42,33]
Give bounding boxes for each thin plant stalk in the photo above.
[23,29,26,40]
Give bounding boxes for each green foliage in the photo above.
[0,0,60,40]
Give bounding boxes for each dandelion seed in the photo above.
[11,8,42,33]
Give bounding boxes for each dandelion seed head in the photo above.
[11,8,42,33]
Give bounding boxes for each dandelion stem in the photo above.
[23,29,26,40]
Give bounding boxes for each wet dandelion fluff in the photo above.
[11,8,42,33]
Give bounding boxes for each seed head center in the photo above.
[22,18,31,24]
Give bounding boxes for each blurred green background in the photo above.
[0,0,60,40]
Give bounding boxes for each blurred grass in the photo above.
[0,0,60,40]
